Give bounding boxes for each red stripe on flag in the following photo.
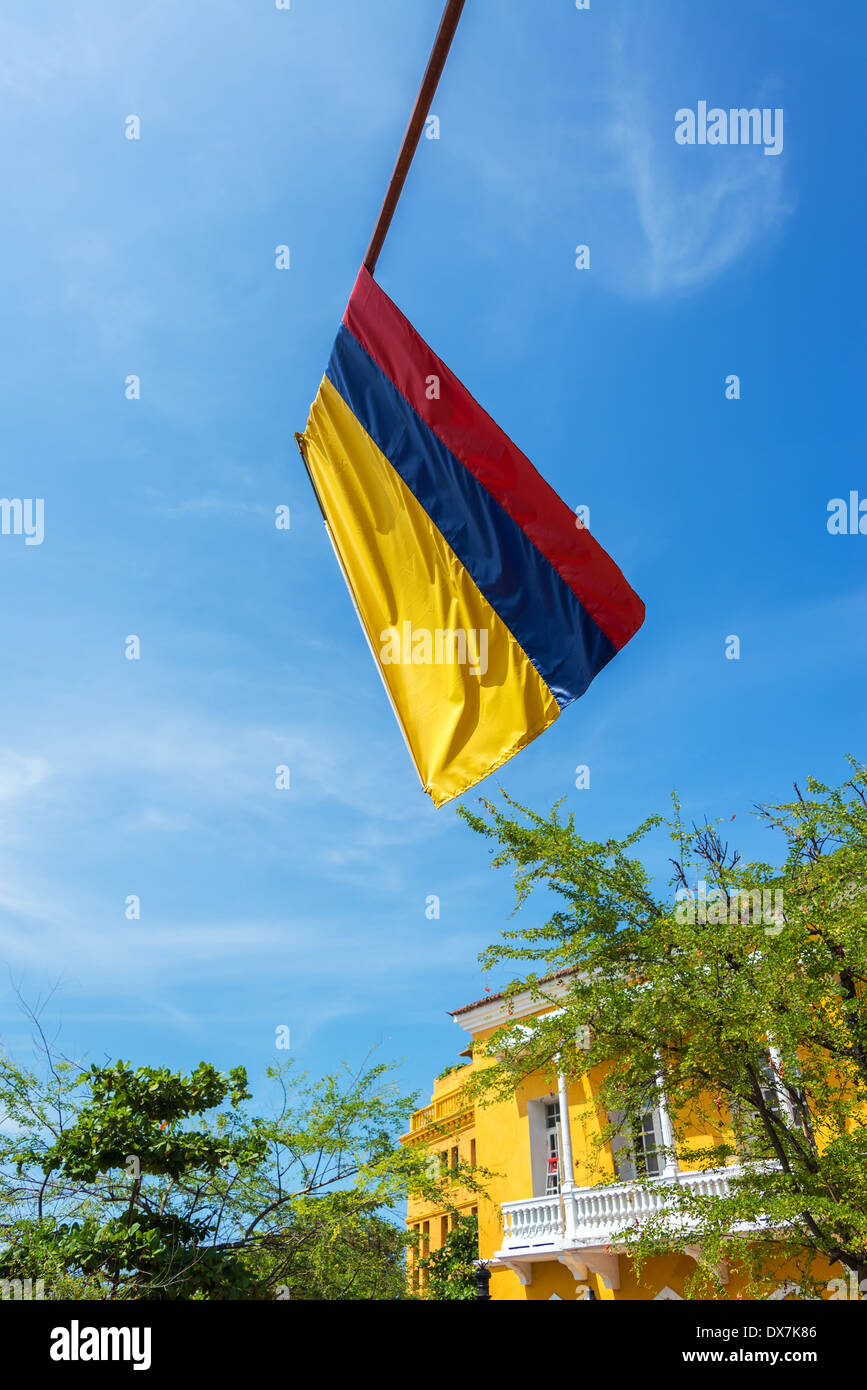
[343,267,644,651]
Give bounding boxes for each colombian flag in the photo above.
[297,268,644,807]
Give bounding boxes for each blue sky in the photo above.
[0,0,863,1116]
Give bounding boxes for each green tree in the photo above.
[417,1213,479,1300]
[458,760,867,1299]
[0,1043,480,1300]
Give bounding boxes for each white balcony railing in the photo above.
[501,1167,742,1256]
[500,1194,563,1249]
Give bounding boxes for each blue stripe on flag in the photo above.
[326,325,616,708]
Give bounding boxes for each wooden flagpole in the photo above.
[363,0,467,275]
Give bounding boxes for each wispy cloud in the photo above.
[604,36,793,297]
[0,687,446,903]
[0,752,50,803]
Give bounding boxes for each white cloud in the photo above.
[605,44,793,297]
[0,752,50,803]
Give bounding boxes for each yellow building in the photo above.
[404,974,840,1301]
[402,1063,479,1297]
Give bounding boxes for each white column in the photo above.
[557,1071,577,1242]
[557,1072,576,1191]
[655,1069,679,1177]
[768,1045,796,1124]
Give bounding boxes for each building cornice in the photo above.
[450,973,574,1035]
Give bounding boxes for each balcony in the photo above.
[404,1086,474,1139]
[495,1167,746,1290]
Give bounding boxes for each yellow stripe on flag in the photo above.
[301,377,560,807]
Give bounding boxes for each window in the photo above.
[632,1105,664,1178]
[727,1055,780,1155]
[439,1150,448,1173]
[470,1138,476,1166]
[410,1226,420,1292]
[753,1055,783,1120]
[440,1215,449,1244]
[545,1101,561,1194]
[783,1057,816,1149]
[610,1105,665,1181]
[527,1097,564,1196]
[450,1146,459,1170]
[732,1051,815,1159]
[419,1221,430,1290]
